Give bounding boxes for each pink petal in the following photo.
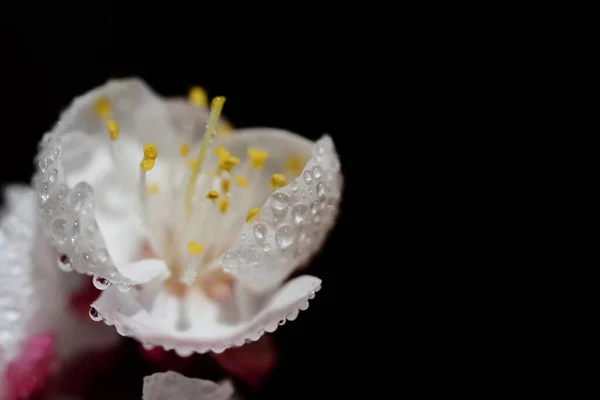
[5,332,56,400]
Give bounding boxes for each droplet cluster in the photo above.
[222,135,342,292]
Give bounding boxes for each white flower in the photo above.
[34,78,342,355]
[143,371,235,400]
[0,185,119,398]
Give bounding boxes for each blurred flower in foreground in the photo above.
[0,186,119,400]
[143,371,235,400]
[34,78,342,356]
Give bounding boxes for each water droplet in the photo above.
[292,204,308,225]
[57,254,73,272]
[253,223,267,242]
[311,201,319,214]
[47,169,59,184]
[308,186,313,195]
[275,225,296,249]
[317,183,326,197]
[93,275,111,290]
[291,181,299,191]
[222,251,238,269]
[89,306,103,322]
[96,249,110,263]
[262,243,271,252]
[303,170,313,184]
[69,182,94,213]
[270,192,290,211]
[117,284,131,292]
[241,233,246,240]
[38,157,50,172]
[312,166,323,179]
[36,180,50,201]
[50,216,80,244]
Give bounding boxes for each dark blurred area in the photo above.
[1,8,360,400]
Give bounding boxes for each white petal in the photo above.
[117,259,170,284]
[218,130,342,292]
[143,371,234,400]
[32,78,191,287]
[0,185,119,372]
[92,275,321,355]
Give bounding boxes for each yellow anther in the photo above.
[213,146,228,157]
[143,143,158,160]
[187,241,204,255]
[187,159,197,169]
[180,143,189,157]
[235,175,248,188]
[140,159,155,172]
[147,184,160,195]
[270,174,287,189]
[247,148,269,169]
[217,121,233,137]
[106,120,119,140]
[221,179,230,193]
[218,155,240,173]
[206,190,219,200]
[219,199,228,214]
[246,208,259,222]
[285,154,304,177]
[94,96,112,119]
[188,86,208,107]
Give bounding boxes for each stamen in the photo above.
[218,154,240,173]
[106,120,119,140]
[246,208,259,222]
[184,241,204,284]
[94,97,112,119]
[247,147,268,169]
[219,199,229,214]
[221,179,231,194]
[206,190,219,200]
[184,96,226,217]
[180,143,189,157]
[139,144,157,231]
[188,86,208,108]
[187,159,197,169]
[234,175,248,188]
[270,173,287,189]
[213,146,227,156]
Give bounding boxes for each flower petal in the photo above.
[91,275,321,355]
[117,259,170,285]
[0,186,119,383]
[33,78,186,287]
[1,185,37,369]
[142,371,234,400]
[218,131,342,292]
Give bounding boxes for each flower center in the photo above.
[94,91,296,295]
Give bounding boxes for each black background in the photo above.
[1,9,362,400]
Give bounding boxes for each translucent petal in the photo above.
[92,275,321,355]
[143,371,234,400]
[218,130,342,292]
[33,78,195,287]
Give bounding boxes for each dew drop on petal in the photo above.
[303,170,313,184]
[312,166,323,179]
[292,204,308,225]
[317,182,326,197]
[222,251,238,269]
[69,182,94,213]
[57,254,73,272]
[253,223,267,242]
[93,275,111,290]
[89,306,103,322]
[291,180,299,192]
[50,217,80,244]
[262,243,271,252]
[270,192,289,211]
[117,284,131,292]
[275,225,296,249]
